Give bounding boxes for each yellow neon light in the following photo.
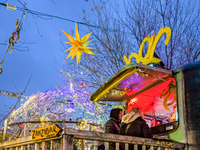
[123,27,171,65]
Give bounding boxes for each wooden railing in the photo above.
[0,127,185,150]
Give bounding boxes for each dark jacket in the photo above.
[100,109,122,150]
[120,117,152,138]
[120,110,152,150]
[103,118,121,150]
[105,118,120,134]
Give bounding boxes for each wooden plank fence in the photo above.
[0,128,185,150]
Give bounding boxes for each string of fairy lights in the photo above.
[0,2,114,31]
[5,72,113,139]
[0,1,118,74]
[0,1,175,139]
[0,2,119,136]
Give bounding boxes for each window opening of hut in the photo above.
[126,76,178,134]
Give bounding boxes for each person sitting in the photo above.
[120,107,152,150]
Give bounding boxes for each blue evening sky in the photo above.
[0,0,198,127]
[0,0,105,125]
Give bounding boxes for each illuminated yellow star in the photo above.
[62,22,95,64]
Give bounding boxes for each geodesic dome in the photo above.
[6,87,109,138]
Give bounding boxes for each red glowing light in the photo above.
[19,124,24,130]
[126,78,176,113]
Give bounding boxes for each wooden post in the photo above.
[116,142,119,150]
[134,144,138,150]
[27,145,31,150]
[142,145,146,150]
[61,138,63,150]
[42,142,47,150]
[35,143,39,150]
[51,140,55,150]
[105,142,109,150]
[157,147,161,150]
[94,140,98,150]
[81,139,85,150]
[150,145,154,150]
[16,147,19,150]
[62,135,74,150]
[21,146,24,150]
[125,143,129,150]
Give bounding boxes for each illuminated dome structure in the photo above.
[6,85,109,138]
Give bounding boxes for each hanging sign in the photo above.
[31,124,62,140]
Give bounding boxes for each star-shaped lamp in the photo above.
[62,22,95,64]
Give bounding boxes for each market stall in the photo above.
[90,63,177,134]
